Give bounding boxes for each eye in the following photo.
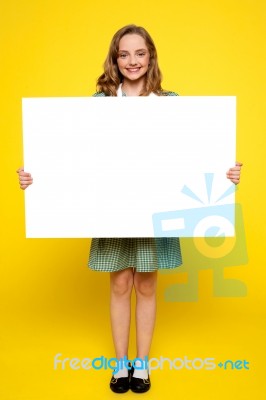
[118,53,128,59]
[137,52,146,57]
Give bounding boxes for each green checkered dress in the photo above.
[88,88,182,272]
[89,237,182,272]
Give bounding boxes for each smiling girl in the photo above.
[17,24,242,394]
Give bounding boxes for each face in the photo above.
[117,34,150,82]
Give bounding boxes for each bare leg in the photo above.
[133,271,157,360]
[110,268,134,360]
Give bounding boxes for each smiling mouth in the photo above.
[126,67,141,72]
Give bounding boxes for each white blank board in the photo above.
[22,96,236,238]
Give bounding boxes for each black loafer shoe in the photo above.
[110,376,130,393]
[130,367,151,393]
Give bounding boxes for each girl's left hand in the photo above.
[226,162,243,184]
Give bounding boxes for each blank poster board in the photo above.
[22,96,236,238]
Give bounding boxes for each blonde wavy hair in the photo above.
[96,24,165,96]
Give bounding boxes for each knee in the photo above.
[110,269,134,297]
[134,273,157,297]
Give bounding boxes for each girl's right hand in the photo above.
[16,167,33,190]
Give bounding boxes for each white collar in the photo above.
[117,83,157,97]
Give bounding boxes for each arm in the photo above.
[16,167,33,190]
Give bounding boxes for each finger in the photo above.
[18,171,32,177]
[227,170,240,175]
[19,175,32,181]
[227,175,240,181]
[228,172,241,177]
[229,166,242,172]
[235,161,243,166]
[19,177,33,184]
[20,184,27,190]
[18,173,32,180]
[20,182,32,190]
[226,173,240,180]
[19,180,33,187]
[231,175,241,180]
[16,166,24,173]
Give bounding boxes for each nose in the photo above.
[129,55,137,65]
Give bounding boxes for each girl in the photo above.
[17,24,242,394]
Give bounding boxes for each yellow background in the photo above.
[1,0,265,398]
